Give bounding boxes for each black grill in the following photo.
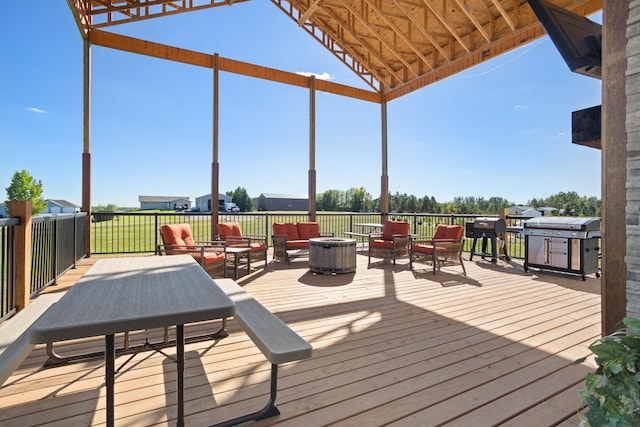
[473,217,506,236]
[468,217,510,263]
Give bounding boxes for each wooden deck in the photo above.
[0,250,601,426]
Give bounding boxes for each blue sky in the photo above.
[1,2,602,208]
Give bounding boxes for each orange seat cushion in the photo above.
[161,224,196,248]
[412,243,435,255]
[370,239,394,249]
[218,222,243,238]
[381,221,409,241]
[297,222,320,240]
[249,242,267,252]
[193,251,225,266]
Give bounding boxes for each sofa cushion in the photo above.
[297,222,320,240]
[286,240,309,249]
[273,223,301,240]
[218,222,243,239]
[382,221,409,241]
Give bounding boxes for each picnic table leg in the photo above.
[105,334,115,427]
[177,324,185,427]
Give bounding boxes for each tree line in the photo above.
[228,186,601,217]
[1,170,601,218]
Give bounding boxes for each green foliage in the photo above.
[225,187,253,212]
[317,188,373,212]
[529,191,601,217]
[5,170,47,214]
[576,317,640,426]
[93,204,118,212]
[315,189,600,215]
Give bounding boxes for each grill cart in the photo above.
[523,217,601,280]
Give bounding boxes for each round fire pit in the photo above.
[309,237,356,274]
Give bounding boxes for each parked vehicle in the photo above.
[220,202,240,212]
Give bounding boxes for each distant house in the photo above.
[194,193,232,212]
[507,205,557,217]
[139,196,191,211]
[45,199,80,214]
[0,203,7,218]
[252,193,308,211]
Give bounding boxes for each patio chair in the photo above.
[367,220,410,265]
[157,223,227,278]
[217,222,268,268]
[410,224,466,275]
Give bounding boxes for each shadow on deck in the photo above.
[0,250,600,426]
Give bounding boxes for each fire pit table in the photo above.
[309,237,357,274]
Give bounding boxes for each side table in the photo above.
[225,247,252,279]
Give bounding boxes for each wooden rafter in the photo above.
[297,0,321,25]
[336,0,411,83]
[421,0,471,53]
[451,0,491,42]
[491,0,516,31]
[364,0,434,71]
[393,0,451,62]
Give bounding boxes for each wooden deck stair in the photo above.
[0,250,600,426]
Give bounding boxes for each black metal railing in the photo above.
[0,218,18,321]
[90,211,527,259]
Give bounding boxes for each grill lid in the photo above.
[523,217,600,231]
[473,217,506,234]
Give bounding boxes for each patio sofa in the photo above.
[272,222,333,263]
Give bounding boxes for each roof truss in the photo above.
[67,0,602,100]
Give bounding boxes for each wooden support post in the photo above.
[601,2,628,335]
[380,94,389,219]
[211,54,220,239]
[82,37,92,257]
[309,76,317,221]
[9,201,32,311]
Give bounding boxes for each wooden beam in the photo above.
[88,29,380,103]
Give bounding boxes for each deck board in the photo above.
[0,251,601,426]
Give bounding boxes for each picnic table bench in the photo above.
[0,292,64,386]
[213,278,312,426]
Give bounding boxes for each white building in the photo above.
[194,193,232,212]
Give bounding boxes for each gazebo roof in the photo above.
[67,0,602,101]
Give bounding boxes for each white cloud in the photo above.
[296,71,334,80]
[27,107,46,114]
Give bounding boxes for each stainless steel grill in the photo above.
[523,217,601,280]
